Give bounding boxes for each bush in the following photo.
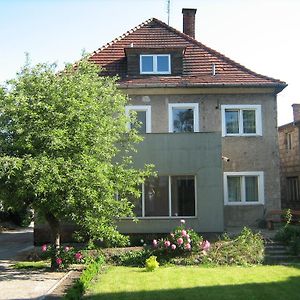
[110,249,151,267]
[64,254,105,300]
[40,244,86,269]
[152,219,203,254]
[275,225,300,255]
[145,256,159,272]
[202,227,264,266]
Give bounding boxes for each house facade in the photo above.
[278,104,300,210]
[88,9,286,233]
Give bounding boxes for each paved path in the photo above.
[0,228,67,300]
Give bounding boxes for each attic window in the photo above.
[140,54,171,74]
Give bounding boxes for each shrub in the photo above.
[152,219,203,254]
[202,227,264,266]
[145,256,159,272]
[110,249,151,267]
[275,225,300,255]
[40,244,86,269]
[64,255,105,300]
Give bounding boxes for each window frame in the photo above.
[223,171,264,206]
[125,175,197,219]
[221,105,262,137]
[168,103,199,133]
[125,105,151,133]
[140,54,171,75]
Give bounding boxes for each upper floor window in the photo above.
[125,105,151,134]
[221,105,262,137]
[224,171,264,205]
[168,103,199,133]
[285,132,292,150]
[140,54,171,74]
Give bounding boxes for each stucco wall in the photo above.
[117,132,223,233]
[125,90,281,227]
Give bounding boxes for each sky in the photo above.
[0,0,299,125]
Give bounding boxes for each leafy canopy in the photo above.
[0,59,152,245]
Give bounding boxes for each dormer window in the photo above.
[140,54,171,74]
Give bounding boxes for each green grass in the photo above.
[12,260,50,270]
[85,265,300,300]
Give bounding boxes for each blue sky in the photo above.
[0,0,299,125]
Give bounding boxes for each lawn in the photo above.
[85,265,300,300]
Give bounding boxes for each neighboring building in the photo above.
[278,104,300,210]
[87,8,286,233]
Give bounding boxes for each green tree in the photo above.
[0,59,152,266]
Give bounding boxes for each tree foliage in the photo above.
[0,59,152,248]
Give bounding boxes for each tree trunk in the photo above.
[45,212,61,269]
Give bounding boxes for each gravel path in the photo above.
[0,228,67,300]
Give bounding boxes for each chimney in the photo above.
[182,8,197,38]
[292,104,300,122]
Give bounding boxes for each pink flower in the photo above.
[64,246,70,252]
[177,237,184,245]
[185,243,191,250]
[41,244,47,252]
[201,240,211,251]
[153,239,158,247]
[75,252,83,261]
[180,219,186,224]
[164,240,171,248]
[171,244,177,250]
[181,230,187,237]
[56,258,63,265]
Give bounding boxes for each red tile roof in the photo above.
[89,18,286,92]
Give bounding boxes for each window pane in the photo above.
[130,110,147,134]
[128,185,142,217]
[157,55,169,72]
[245,176,259,202]
[287,177,300,202]
[243,110,256,133]
[172,108,194,132]
[145,176,169,216]
[225,110,239,134]
[227,176,241,202]
[171,176,195,216]
[141,56,153,72]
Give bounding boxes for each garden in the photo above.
[16,218,298,299]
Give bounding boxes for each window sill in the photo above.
[120,216,197,220]
[225,202,264,206]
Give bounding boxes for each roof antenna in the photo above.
[166,0,170,25]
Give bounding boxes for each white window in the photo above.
[285,132,292,150]
[221,105,262,137]
[128,175,196,218]
[140,54,171,74]
[125,105,151,134]
[224,172,264,205]
[168,103,199,133]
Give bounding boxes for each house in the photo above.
[278,104,300,210]
[86,8,286,234]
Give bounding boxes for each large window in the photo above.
[125,105,151,134]
[224,172,264,205]
[287,176,300,202]
[221,105,262,136]
[128,175,196,218]
[168,103,199,133]
[140,54,171,74]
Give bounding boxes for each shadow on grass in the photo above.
[83,275,300,300]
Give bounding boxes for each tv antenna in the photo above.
[166,0,170,25]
